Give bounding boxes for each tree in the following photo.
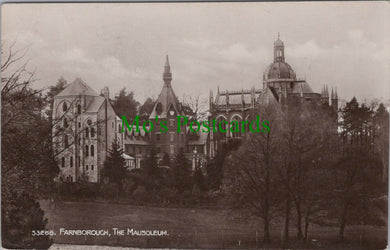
[193,165,206,194]
[2,192,52,249]
[224,105,283,243]
[172,148,192,194]
[45,77,67,120]
[160,152,171,167]
[333,97,384,240]
[206,139,241,190]
[279,102,337,241]
[103,140,126,189]
[112,88,139,119]
[139,97,155,123]
[182,93,208,122]
[1,41,56,248]
[373,103,389,182]
[143,146,162,190]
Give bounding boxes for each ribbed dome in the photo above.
[274,39,284,47]
[263,62,296,80]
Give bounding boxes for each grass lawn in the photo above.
[40,200,387,249]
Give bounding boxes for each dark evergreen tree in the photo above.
[103,140,126,189]
[334,97,384,240]
[193,165,206,193]
[112,88,139,120]
[138,97,155,123]
[161,152,171,167]
[172,148,192,193]
[2,192,52,249]
[145,147,158,177]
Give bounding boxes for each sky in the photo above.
[1,2,389,104]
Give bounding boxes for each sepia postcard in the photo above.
[1,2,389,249]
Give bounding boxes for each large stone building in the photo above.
[209,35,338,154]
[52,79,124,183]
[53,35,338,182]
[122,56,208,169]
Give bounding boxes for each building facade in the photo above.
[52,78,124,183]
[53,35,338,182]
[209,35,338,155]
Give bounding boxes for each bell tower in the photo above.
[274,32,285,63]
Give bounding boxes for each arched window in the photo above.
[216,116,227,139]
[91,165,94,171]
[245,116,252,133]
[64,135,69,148]
[118,124,121,133]
[85,145,89,157]
[90,145,94,157]
[231,116,242,138]
[62,102,68,112]
[90,127,95,137]
[63,118,68,128]
[61,157,65,168]
[85,127,89,138]
[86,165,89,171]
[77,104,81,114]
[70,156,73,168]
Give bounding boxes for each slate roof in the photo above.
[85,96,105,113]
[291,81,315,94]
[56,78,99,97]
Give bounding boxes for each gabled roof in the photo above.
[56,78,99,97]
[85,96,105,113]
[149,84,182,119]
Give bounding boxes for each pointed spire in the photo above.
[335,86,338,99]
[278,32,280,40]
[325,84,329,98]
[165,55,169,67]
[331,87,334,99]
[163,55,172,86]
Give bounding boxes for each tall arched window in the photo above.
[70,156,73,168]
[90,127,95,137]
[61,157,65,168]
[77,104,81,114]
[231,116,242,138]
[85,145,89,157]
[85,127,89,138]
[90,145,94,157]
[64,135,69,148]
[62,102,68,112]
[63,118,68,128]
[216,116,227,139]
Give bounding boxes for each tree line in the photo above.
[223,98,388,243]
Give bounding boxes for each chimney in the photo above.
[101,87,110,100]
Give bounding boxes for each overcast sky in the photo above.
[1,2,389,104]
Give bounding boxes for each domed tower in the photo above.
[263,34,297,96]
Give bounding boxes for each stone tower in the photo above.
[149,56,186,157]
